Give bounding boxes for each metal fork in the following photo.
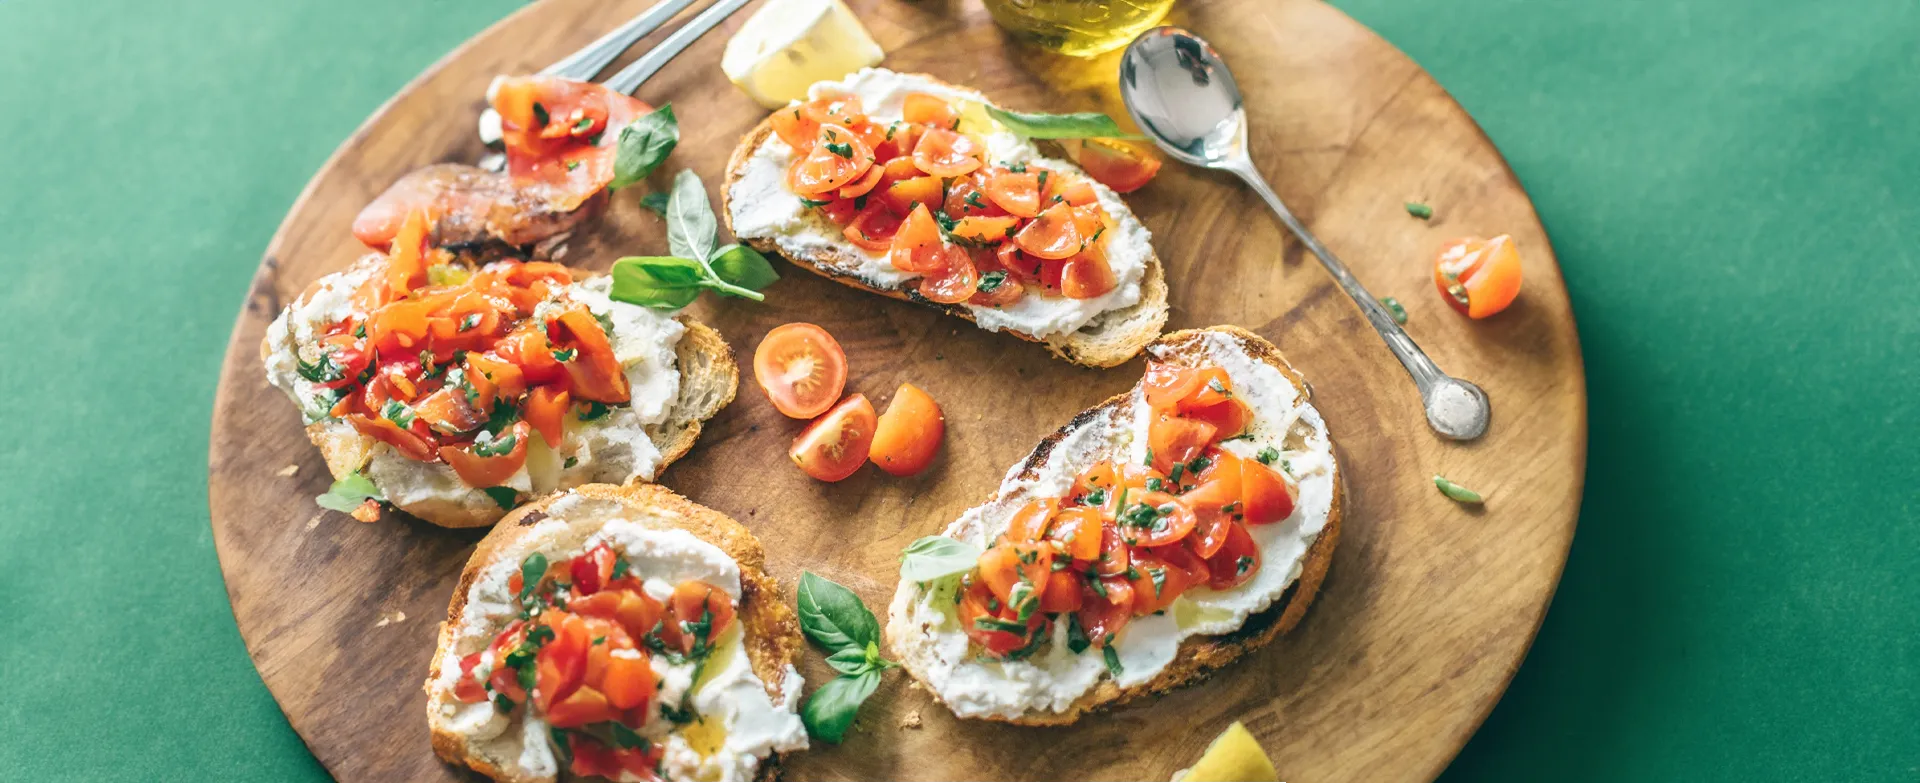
[477,0,755,164]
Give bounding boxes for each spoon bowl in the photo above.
[1120,26,1492,441]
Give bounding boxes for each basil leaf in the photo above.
[608,721,648,749]
[825,646,871,676]
[519,552,548,601]
[708,243,780,295]
[315,472,383,512]
[796,572,880,654]
[483,487,520,509]
[985,105,1143,140]
[899,536,982,583]
[610,104,678,189]
[1102,644,1124,677]
[800,668,881,744]
[665,169,718,264]
[639,191,671,216]
[609,256,705,310]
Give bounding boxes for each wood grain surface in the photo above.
[207,0,1587,780]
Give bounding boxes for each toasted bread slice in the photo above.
[426,483,806,783]
[721,71,1168,368]
[885,326,1343,725]
[262,255,738,528]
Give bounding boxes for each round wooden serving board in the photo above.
[209,0,1586,779]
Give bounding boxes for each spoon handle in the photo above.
[1229,164,1447,391]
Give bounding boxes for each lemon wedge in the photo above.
[721,0,884,109]
[1180,722,1279,782]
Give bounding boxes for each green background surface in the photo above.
[1,0,1913,780]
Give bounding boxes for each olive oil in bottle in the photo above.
[982,0,1177,57]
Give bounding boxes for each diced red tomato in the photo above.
[1239,458,1298,525]
[1013,202,1086,260]
[569,543,617,596]
[977,540,1053,607]
[1123,491,1198,549]
[601,652,655,712]
[1148,413,1217,475]
[439,421,531,488]
[984,170,1043,218]
[1039,570,1086,614]
[1076,577,1134,646]
[524,385,570,448]
[1046,506,1104,561]
[912,127,985,178]
[1059,246,1117,299]
[453,652,489,703]
[1061,138,1162,193]
[902,92,960,128]
[1205,521,1261,590]
[788,123,874,195]
[844,203,903,252]
[881,175,944,218]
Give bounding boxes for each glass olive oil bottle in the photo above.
[983,0,1176,57]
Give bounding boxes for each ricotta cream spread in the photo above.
[726,68,1153,339]
[885,331,1337,720]
[426,493,808,782]
[264,263,685,515]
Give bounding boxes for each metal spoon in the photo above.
[1119,26,1490,441]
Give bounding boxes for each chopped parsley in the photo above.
[473,431,518,457]
[532,102,549,126]
[380,399,415,429]
[825,141,854,159]
[551,347,577,362]
[1405,201,1433,220]
[1255,446,1280,465]
[977,271,1008,293]
[458,313,481,331]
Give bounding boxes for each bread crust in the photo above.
[719,74,1168,369]
[425,483,804,782]
[888,325,1343,725]
[262,264,738,528]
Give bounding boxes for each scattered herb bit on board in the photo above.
[1405,202,1433,220]
[1380,296,1408,325]
[1433,474,1484,504]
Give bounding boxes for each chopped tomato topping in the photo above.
[1239,458,1298,525]
[844,203,904,252]
[911,127,985,178]
[1205,521,1261,590]
[524,385,570,448]
[439,421,531,488]
[788,123,874,195]
[1059,246,1117,299]
[491,76,655,211]
[902,92,960,128]
[1013,202,1086,260]
[984,170,1043,218]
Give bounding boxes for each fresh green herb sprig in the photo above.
[609,105,679,189]
[795,573,895,744]
[985,105,1145,140]
[315,472,383,513]
[898,536,982,584]
[609,170,780,310]
[1433,475,1484,504]
[1405,201,1433,220]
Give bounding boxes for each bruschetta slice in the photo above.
[722,68,1167,368]
[885,326,1342,724]
[262,211,737,528]
[426,484,809,782]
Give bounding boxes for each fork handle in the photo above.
[543,0,705,80]
[604,0,756,95]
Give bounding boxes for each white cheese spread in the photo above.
[263,263,685,514]
[885,331,1337,720]
[426,493,808,782]
[726,68,1153,339]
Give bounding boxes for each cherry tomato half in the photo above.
[1433,234,1524,319]
[869,383,945,477]
[790,394,878,482]
[753,323,848,419]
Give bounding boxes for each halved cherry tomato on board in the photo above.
[1061,138,1162,193]
[790,394,878,482]
[869,383,945,477]
[753,323,848,419]
[1433,234,1523,319]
